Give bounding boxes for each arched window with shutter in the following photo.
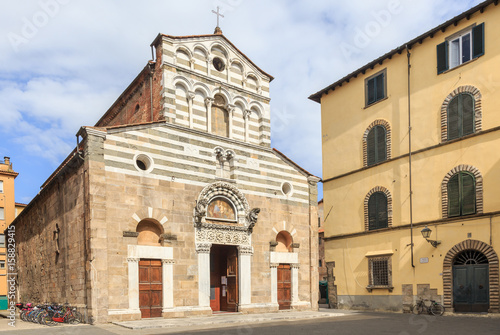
[447,93,475,140]
[367,125,387,166]
[447,171,476,217]
[368,192,388,230]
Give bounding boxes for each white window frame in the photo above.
[0,207,4,220]
[0,234,5,248]
[0,180,3,193]
[448,30,472,69]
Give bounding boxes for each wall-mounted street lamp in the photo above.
[421,226,441,247]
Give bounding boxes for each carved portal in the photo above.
[194,181,259,248]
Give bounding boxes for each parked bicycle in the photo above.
[411,297,445,316]
[16,302,84,326]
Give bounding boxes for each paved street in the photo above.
[1,310,499,335]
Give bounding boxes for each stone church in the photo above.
[11,27,320,323]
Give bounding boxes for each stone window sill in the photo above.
[366,285,394,293]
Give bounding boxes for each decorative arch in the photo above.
[193,83,211,98]
[193,44,209,59]
[136,219,163,246]
[443,239,499,312]
[245,73,260,92]
[172,76,193,92]
[364,186,392,231]
[210,42,229,58]
[211,87,233,105]
[128,207,169,233]
[233,96,249,110]
[276,230,293,252]
[175,46,193,65]
[197,181,250,226]
[362,119,392,167]
[441,164,483,218]
[440,85,482,142]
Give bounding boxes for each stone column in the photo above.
[162,259,175,310]
[188,91,196,129]
[291,264,300,303]
[205,97,213,133]
[270,263,279,304]
[127,257,140,312]
[227,104,235,139]
[238,245,253,306]
[243,110,251,143]
[196,243,212,307]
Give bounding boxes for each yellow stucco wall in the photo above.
[320,4,500,309]
[0,158,18,305]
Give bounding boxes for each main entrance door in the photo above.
[453,250,489,312]
[277,264,291,310]
[139,259,162,318]
[210,245,238,312]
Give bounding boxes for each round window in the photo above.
[134,154,154,173]
[212,57,225,72]
[281,182,293,196]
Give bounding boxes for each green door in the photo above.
[453,264,489,312]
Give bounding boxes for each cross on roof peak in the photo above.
[212,6,224,34]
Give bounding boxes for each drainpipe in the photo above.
[406,45,415,268]
[149,45,156,122]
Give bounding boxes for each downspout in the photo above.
[149,45,156,122]
[406,45,415,268]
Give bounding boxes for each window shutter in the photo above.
[376,192,388,229]
[472,23,485,59]
[367,128,376,166]
[462,94,475,136]
[437,41,449,74]
[461,172,476,215]
[368,194,377,230]
[376,126,387,163]
[448,174,460,217]
[367,78,376,104]
[375,73,385,100]
[447,96,460,140]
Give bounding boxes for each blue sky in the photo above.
[0,0,483,204]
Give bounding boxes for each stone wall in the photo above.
[13,156,87,309]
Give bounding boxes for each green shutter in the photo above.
[462,94,475,136]
[367,128,376,166]
[368,192,388,230]
[448,174,460,217]
[367,78,376,104]
[461,172,476,215]
[472,23,485,59]
[437,41,449,74]
[375,73,385,100]
[447,96,460,140]
[376,126,387,163]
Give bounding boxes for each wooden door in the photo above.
[210,252,221,312]
[453,264,489,312]
[139,259,162,318]
[278,264,291,310]
[226,248,238,312]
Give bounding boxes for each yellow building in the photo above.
[310,0,500,313]
[0,157,20,310]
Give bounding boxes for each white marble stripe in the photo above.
[104,166,310,204]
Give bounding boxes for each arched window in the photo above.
[211,94,229,137]
[136,220,162,246]
[448,93,474,140]
[368,192,388,230]
[367,125,387,166]
[448,171,476,217]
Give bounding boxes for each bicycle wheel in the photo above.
[430,303,445,316]
[68,310,83,324]
[412,303,423,315]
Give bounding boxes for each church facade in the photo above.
[11,29,320,324]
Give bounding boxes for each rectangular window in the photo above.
[0,181,3,193]
[318,217,321,227]
[0,235,4,248]
[367,256,393,291]
[365,69,387,106]
[319,260,323,267]
[0,260,5,269]
[0,207,4,220]
[437,23,484,74]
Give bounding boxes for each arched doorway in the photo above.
[443,239,499,313]
[453,250,489,312]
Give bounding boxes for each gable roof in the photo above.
[151,33,274,81]
[309,0,497,103]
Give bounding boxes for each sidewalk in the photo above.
[112,309,347,330]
